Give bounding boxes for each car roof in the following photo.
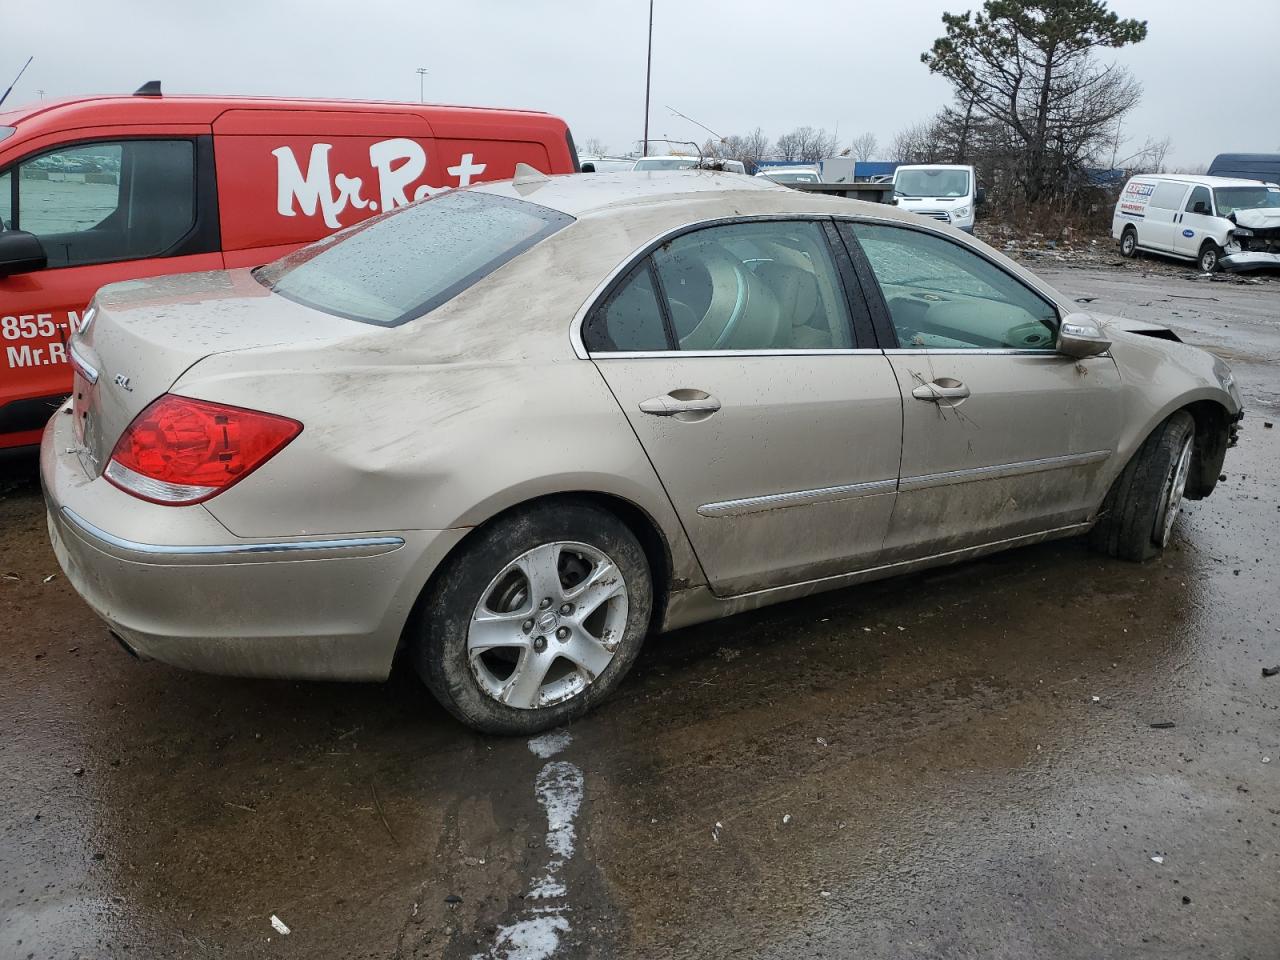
[1129,173,1272,189]
[0,94,557,132]
[467,169,920,222]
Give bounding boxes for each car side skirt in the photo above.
[659,521,1092,632]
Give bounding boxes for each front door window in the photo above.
[12,140,195,268]
[849,222,1057,350]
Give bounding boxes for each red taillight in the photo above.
[105,394,302,505]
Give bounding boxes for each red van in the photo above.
[0,86,579,450]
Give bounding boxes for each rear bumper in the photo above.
[40,405,466,681]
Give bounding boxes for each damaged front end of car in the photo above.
[1222,207,1280,273]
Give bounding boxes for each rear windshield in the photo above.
[257,191,574,326]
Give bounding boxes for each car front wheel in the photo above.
[1090,410,1196,562]
[1198,240,1222,273]
[412,501,652,734]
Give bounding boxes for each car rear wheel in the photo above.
[1089,411,1196,562]
[1120,227,1138,258]
[412,501,652,734]
[1198,240,1222,273]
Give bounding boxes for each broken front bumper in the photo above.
[1220,251,1280,273]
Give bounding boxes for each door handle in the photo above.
[911,380,970,402]
[638,394,722,417]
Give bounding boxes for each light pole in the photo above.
[642,0,653,157]
[416,67,428,103]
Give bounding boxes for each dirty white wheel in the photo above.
[1198,241,1221,273]
[413,501,652,734]
[469,541,629,710]
[1120,228,1138,258]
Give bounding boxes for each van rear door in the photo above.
[212,109,436,267]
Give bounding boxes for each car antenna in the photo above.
[0,56,34,109]
[133,80,163,97]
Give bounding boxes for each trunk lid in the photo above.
[70,268,354,475]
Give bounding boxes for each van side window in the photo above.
[1148,181,1188,211]
[1185,186,1212,215]
[12,141,196,268]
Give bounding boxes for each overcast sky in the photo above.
[4,0,1277,168]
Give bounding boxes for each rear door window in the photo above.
[12,140,196,267]
[258,190,573,326]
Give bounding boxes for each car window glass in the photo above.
[652,220,854,351]
[1148,181,1188,211]
[583,263,670,352]
[260,190,573,326]
[0,169,11,230]
[15,141,195,268]
[850,222,1057,351]
[1185,186,1211,214]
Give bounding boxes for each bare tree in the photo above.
[849,132,879,162]
[774,126,837,163]
[581,137,609,157]
[891,117,948,164]
[711,128,773,173]
[923,0,1149,203]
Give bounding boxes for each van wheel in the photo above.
[1198,240,1222,273]
[1090,411,1196,562]
[411,501,652,735]
[1120,227,1138,258]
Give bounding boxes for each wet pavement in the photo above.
[2,265,1277,959]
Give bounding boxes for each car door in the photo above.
[1141,181,1191,253]
[0,135,223,449]
[839,220,1123,562]
[582,218,904,597]
[1173,185,1216,258]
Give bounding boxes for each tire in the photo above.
[412,501,652,735]
[1120,227,1138,258]
[1198,240,1222,273]
[1090,411,1195,562]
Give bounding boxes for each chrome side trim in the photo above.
[68,343,99,384]
[899,450,1111,493]
[883,348,1060,356]
[699,478,897,518]
[595,348,886,360]
[61,507,404,558]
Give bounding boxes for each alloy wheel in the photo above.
[1155,435,1194,548]
[467,541,629,710]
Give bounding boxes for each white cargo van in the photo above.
[1112,174,1280,272]
[892,164,983,233]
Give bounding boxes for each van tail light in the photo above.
[105,394,302,505]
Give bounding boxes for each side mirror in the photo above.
[0,230,47,278]
[975,186,986,205]
[579,161,596,173]
[1056,313,1111,359]
[1192,201,1209,214]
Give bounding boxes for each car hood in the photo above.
[1229,207,1280,231]
[1096,314,1183,342]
